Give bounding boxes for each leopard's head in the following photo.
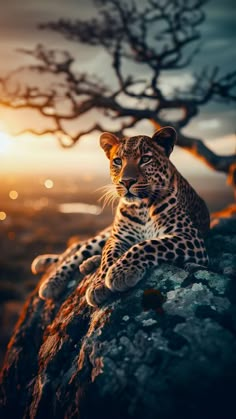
[100,126,177,202]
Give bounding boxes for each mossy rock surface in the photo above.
[1,218,236,419]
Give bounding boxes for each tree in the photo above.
[0,0,236,193]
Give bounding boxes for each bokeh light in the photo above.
[44,179,54,189]
[9,190,18,200]
[8,231,16,240]
[0,211,7,221]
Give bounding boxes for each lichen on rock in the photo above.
[0,218,236,419]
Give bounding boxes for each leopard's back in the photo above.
[175,170,210,237]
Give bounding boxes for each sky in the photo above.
[0,0,235,178]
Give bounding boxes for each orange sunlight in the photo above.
[0,122,235,180]
[0,131,12,154]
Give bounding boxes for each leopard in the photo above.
[32,126,210,307]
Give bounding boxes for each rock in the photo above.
[0,218,236,419]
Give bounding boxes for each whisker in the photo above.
[95,184,114,193]
[98,184,119,211]
[98,190,114,201]
[97,181,176,209]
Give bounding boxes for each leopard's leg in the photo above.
[31,240,83,276]
[32,226,111,276]
[85,270,113,307]
[31,254,59,274]
[85,236,132,306]
[31,241,86,276]
[105,235,208,292]
[87,233,208,306]
[38,227,111,300]
[80,255,102,275]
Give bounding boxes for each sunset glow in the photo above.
[0,131,12,154]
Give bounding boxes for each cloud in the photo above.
[197,119,221,130]
[0,0,235,143]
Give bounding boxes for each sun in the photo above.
[0,131,12,154]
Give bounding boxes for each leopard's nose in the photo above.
[120,178,136,190]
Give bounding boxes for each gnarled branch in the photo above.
[0,0,235,194]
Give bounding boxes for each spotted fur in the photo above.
[85,127,210,306]
[33,227,111,300]
[33,126,210,304]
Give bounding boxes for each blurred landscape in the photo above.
[0,172,113,365]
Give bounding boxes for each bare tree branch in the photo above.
[0,0,235,194]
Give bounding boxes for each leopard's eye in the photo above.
[140,155,152,165]
[113,157,122,166]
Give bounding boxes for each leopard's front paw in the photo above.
[86,284,112,307]
[105,263,144,292]
[39,276,62,300]
[80,255,102,276]
[31,254,59,274]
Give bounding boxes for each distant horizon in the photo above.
[0,131,235,177]
[0,128,235,214]
[0,165,234,214]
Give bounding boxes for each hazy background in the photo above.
[0,0,235,365]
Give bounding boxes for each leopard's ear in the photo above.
[152,126,177,157]
[100,132,119,159]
